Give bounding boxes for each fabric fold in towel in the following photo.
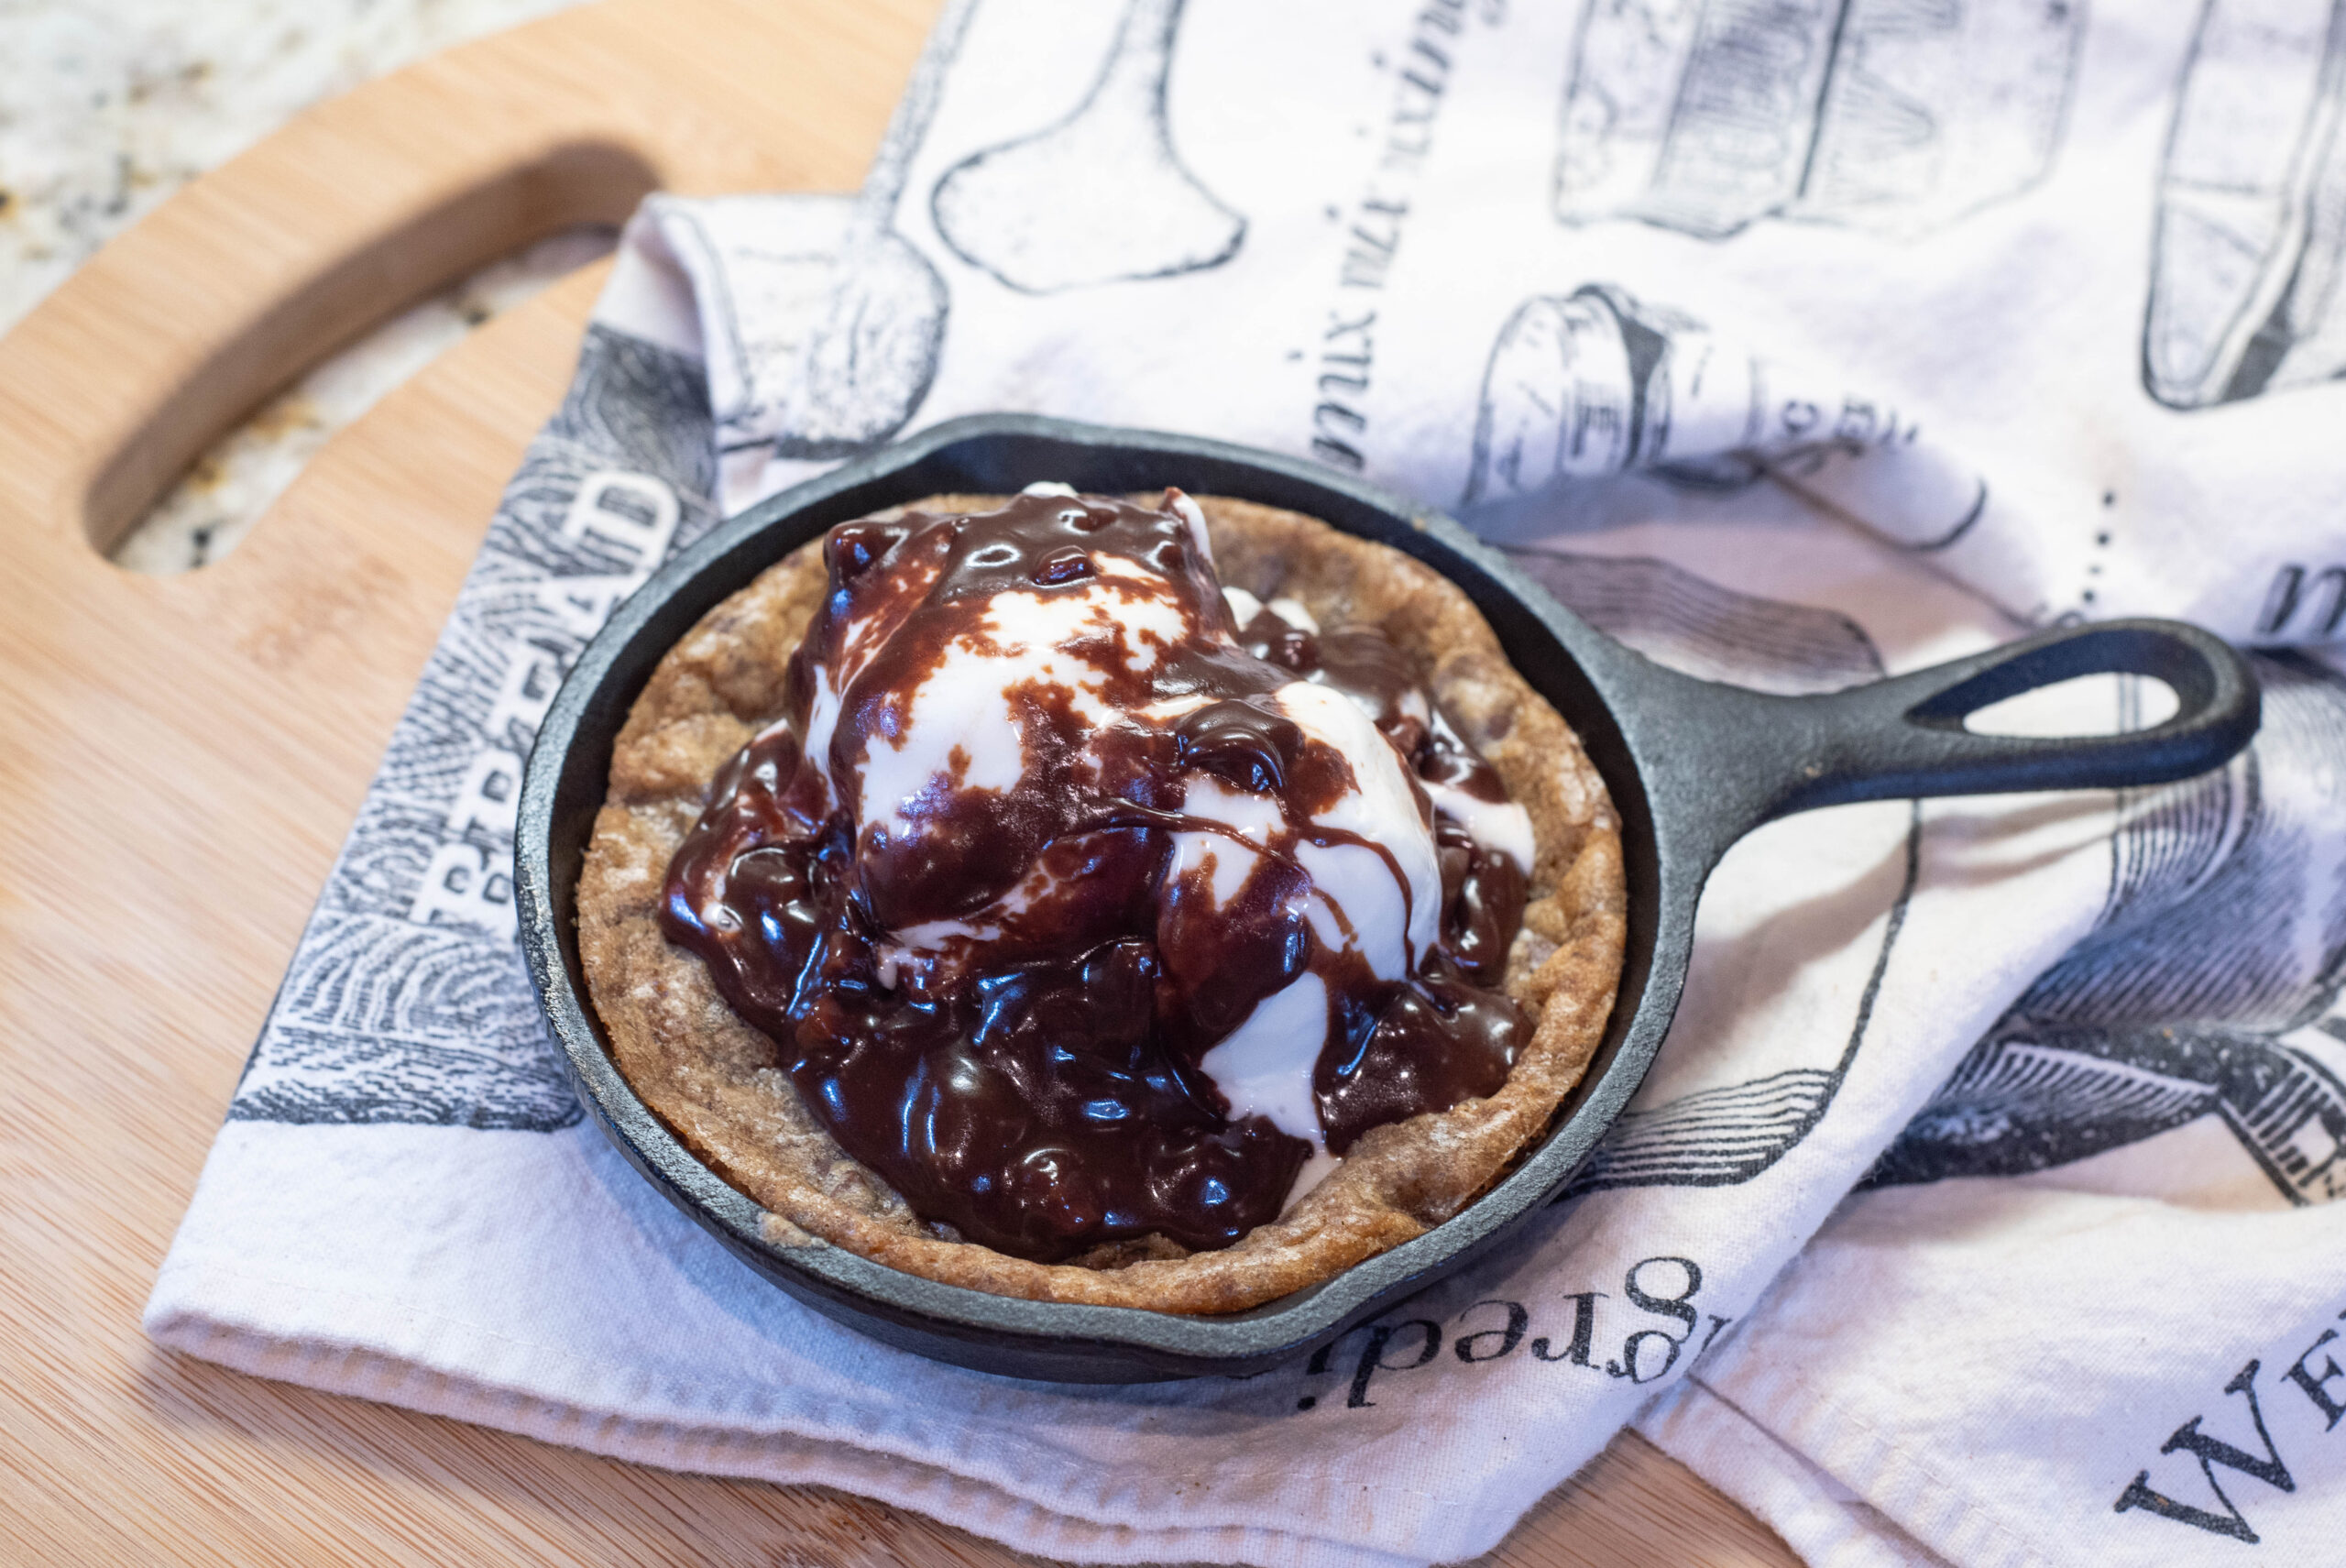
[152,3,2346,1564]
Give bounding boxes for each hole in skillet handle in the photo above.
[1959,671,2179,738]
[517,413,1698,1384]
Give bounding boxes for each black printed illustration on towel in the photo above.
[751,0,981,461]
[2255,560,2346,640]
[1873,654,2346,1204]
[661,195,857,470]
[228,327,718,1130]
[2144,0,2346,409]
[1464,285,1769,503]
[1499,549,1922,1193]
[929,0,1244,294]
[1553,0,2083,243]
[1464,283,1987,558]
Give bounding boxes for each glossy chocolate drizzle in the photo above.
[661,490,1530,1263]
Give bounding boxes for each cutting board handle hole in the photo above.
[90,140,655,573]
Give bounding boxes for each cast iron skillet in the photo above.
[516,412,2259,1384]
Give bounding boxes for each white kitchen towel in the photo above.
[149,3,2346,1566]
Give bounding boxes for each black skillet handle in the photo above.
[1659,618,2262,861]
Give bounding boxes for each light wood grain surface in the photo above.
[0,1,1796,1562]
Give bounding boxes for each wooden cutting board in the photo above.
[0,1,1797,1562]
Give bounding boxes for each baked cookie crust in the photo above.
[576,495,1627,1314]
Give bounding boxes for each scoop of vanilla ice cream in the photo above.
[802,487,1468,1165]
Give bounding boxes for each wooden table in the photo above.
[0,1,1797,1561]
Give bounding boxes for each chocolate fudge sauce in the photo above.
[660,490,1531,1263]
